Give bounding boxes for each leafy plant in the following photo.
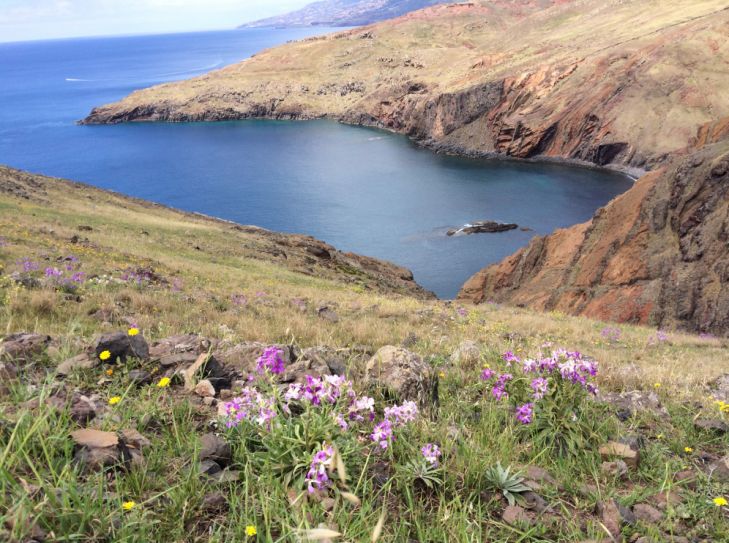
[483,462,531,506]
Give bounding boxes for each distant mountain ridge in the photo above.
[240,0,450,28]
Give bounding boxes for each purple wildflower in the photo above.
[44,267,63,278]
[515,403,534,424]
[421,443,442,467]
[348,395,375,422]
[305,445,334,493]
[231,294,247,306]
[456,307,467,317]
[20,259,39,272]
[256,346,285,375]
[71,272,86,283]
[384,400,418,426]
[601,326,621,342]
[530,377,548,400]
[503,351,520,365]
[480,367,495,381]
[222,387,277,429]
[370,419,393,450]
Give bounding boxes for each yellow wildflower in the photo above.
[122,501,136,511]
[128,327,140,336]
[157,377,171,388]
[655,433,664,440]
[245,525,257,537]
[714,497,728,507]
[106,369,114,376]
[99,350,111,361]
[654,383,661,389]
[684,446,694,453]
[108,396,122,406]
[438,371,445,379]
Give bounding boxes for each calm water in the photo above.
[0,29,633,298]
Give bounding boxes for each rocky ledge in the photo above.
[447,221,518,236]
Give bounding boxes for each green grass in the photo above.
[1,168,728,541]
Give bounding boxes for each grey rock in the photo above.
[57,353,98,376]
[200,433,232,467]
[365,346,436,406]
[94,331,149,363]
[128,369,152,386]
[633,503,663,524]
[0,332,51,363]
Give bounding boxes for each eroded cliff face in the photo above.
[83,0,729,175]
[459,125,729,335]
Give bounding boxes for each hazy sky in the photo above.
[0,0,314,43]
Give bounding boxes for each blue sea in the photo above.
[0,29,633,298]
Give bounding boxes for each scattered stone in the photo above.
[150,334,212,367]
[57,353,98,376]
[128,369,152,386]
[203,396,216,407]
[183,353,228,391]
[522,491,549,513]
[596,499,623,539]
[602,460,629,479]
[449,340,480,368]
[201,491,228,514]
[200,433,232,467]
[648,490,683,510]
[49,393,98,425]
[365,346,436,406]
[707,373,729,402]
[502,505,535,526]
[69,395,98,425]
[121,429,151,450]
[401,332,419,348]
[71,428,118,448]
[71,429,121,472]
[199,459,222,476]
[282,346,346,383]
[523,466,557,486]
[674,469,696,488]
[694,418,729,434]
[70,428,148,472]
[708,455,729,482]
[195,379,216,398]
[317,306,339,323]
[0,332,51,363]
[600,390,667,420]
[0,361,17,395]
[94,331,149,363]
[599,441,640,469]
[210,468,241,484]
[633,503,663,524]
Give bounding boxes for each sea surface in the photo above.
[0,29,633,298]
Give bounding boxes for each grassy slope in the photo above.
[1,168,728,541]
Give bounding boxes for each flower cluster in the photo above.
[648,330,669,345]
[601,326,621,343]
[221,346,427,495]
[224,387,277,429]
[421,443,442,467]
[481,348,599,425]
[305,445,334,493]
[256,346,285,375]
[13,255,85,291]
